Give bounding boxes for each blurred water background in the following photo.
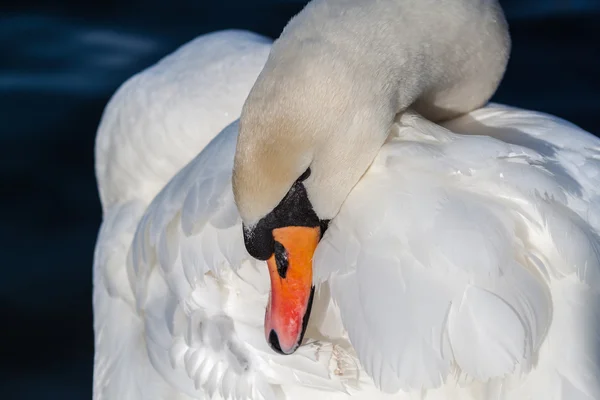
[1,1,599,399]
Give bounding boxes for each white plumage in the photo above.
[93,30,600,400]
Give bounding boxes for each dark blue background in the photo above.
[1,1,599,399]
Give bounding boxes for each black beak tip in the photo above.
[268,329,285,354]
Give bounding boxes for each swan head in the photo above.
[232,56,391,355]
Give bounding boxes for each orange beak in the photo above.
[264,226,321,354]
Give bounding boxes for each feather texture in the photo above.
[94,30,600,400]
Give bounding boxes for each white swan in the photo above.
[93,2,600,400]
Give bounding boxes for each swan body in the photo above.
[93,4,600,400]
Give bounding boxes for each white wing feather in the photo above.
[315,104,600,398]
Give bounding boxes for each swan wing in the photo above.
[315,104,600,398]
[93,30,275,400]
[94,30,272,211]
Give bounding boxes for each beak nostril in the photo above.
[268,329,285,354]
[273,241,289,279]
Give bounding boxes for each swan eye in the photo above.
[297,168,311,183]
